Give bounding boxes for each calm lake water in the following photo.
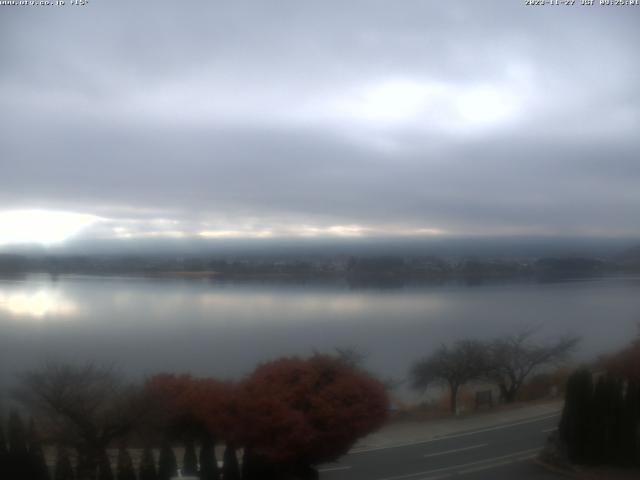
[1,274,639,395]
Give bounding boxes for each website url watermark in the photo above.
[0,0,88,6]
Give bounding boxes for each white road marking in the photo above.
[318,465,352,473]
[351,412,560,454]
[456,451,540,475]
[375,447,542,480]
[425,414,559,442]
[542,427,557,433]
[423,443,488,458]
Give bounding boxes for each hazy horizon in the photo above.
[1,234,639,260]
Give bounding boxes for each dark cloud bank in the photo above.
[1,1,639,250]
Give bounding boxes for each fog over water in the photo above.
[1,274,638,398]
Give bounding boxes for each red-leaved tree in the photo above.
[236,355,389,470]
[144,374,236,441]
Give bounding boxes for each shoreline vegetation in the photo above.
[2,250,640,284]
[3,356,389,480]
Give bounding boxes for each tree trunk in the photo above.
[450,383,459,415]
[500,384,518,403]
[499,383,518,403]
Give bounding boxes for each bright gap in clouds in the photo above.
[351,79,440,126]
[327,76,525,136]
[0,209,448,244]
[456,86,518,126]
[0,210,98,246]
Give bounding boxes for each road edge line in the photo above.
[350,411,560,455]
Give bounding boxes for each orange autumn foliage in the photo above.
[145,355,389,465]
[145,373,236,440]
[236,355,389,465]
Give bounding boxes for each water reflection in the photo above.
[0,274,638,397]
[0,288,80,320]
[0,288,79,319]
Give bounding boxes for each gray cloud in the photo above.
[1,1,639,242]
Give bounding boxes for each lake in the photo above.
[1,274,638,396]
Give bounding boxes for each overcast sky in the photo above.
[1,1,639,246]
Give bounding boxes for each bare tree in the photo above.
[486,329,579,403]
[15,362,149,480]
[410,340,488,414]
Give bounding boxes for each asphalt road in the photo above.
[319,413,563,480]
